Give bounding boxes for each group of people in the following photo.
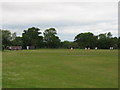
[70,47,114,50]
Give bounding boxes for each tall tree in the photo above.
[74,32,98,49]
[97,32,114,49]
[118,37,120,49]
[11,32,17,41]
[43,28,61,48]
[111,37,118,49]
[22,27,43,48]
[107,32,112,38]
[62,41,72,49]
[1,30,12,47]
[12,37,23,46]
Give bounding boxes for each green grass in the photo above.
[2,49,118,88]
[0,51,2,89]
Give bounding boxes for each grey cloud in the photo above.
[1,2,118,41]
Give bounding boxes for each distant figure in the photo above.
[88,47,90,50]
[71,47,73,50]
[9,46,12,50]
[85,48,87,50]
[111,47,113,50]
[27,46,29,50]
[95,47,98,50]
[110,47,113,50]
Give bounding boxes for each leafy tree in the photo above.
[1,30,12,47]
[37,36,44,48]
[74,32,98,49]
[72,42,79,48]
[107,32,112,38]
[62,41,71,49]
[98,33,106,39]
[111,37,118,49]
[62,41,79,49]
[118,37,120,49]
[97,32,114,49]
[1,28,118,50]
[12,37,23,46]
[22,27,43,48]
[43,28,61,48]
[11,32,17,41]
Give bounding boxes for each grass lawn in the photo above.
[2,49,118,88]
[0,52,1,89]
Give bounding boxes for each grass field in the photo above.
[0,52,2,89]
[2,49,118,88]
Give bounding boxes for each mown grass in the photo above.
[2,49,118,88]
[0,51,2,89]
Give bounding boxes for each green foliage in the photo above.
[44,28,61,48]
[12,37,23,46]
[1,30,12,47]
[118,37,120,49]
[22,27,43,48]
[1,28,119,49]
[74,32,98,49]
[97,32,115,49]
[62,41,79,49]
[74,32,118,49]
[62,41,71,48]
[11,32,17,41]
[107,32,112,38]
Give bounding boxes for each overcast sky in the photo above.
[1,1,118,41]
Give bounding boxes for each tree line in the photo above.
[0,27,120,50]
